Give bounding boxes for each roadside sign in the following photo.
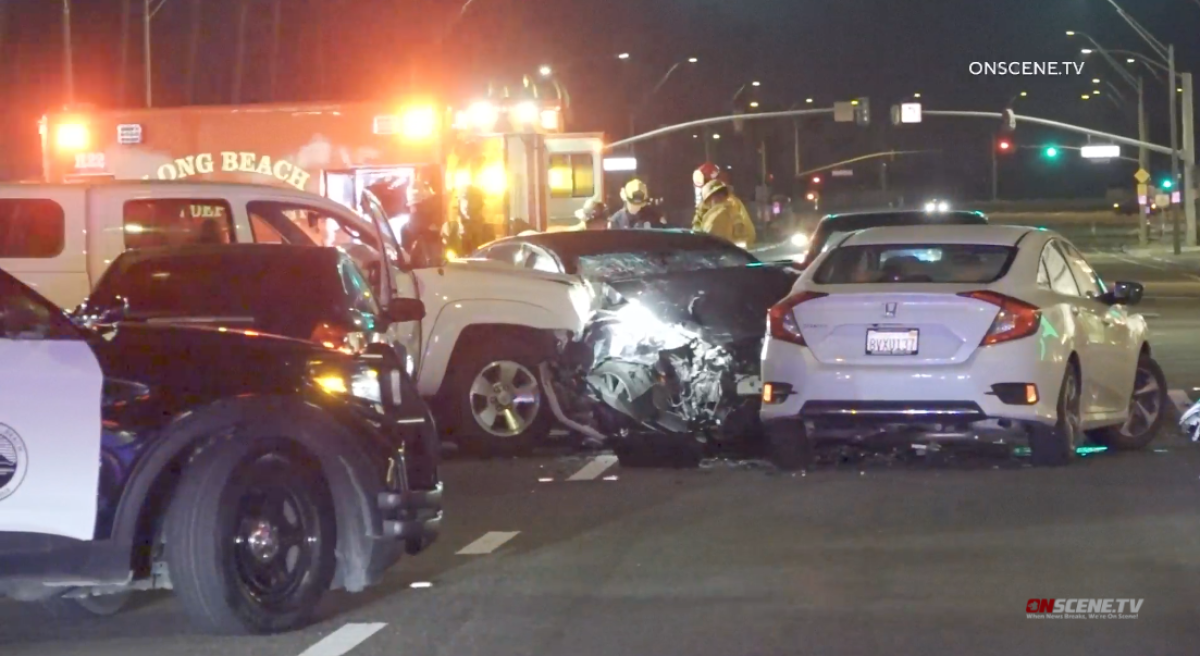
[1138,195,1148,206]
[900,103,922,124]
[1081,144,1120,159]
[831,169,854,177]
[1172,191,1181,204]
[1134,168,1151,184]
[1137,183,1149,197]
[1155,193,1170,207]
[833,102,855,123]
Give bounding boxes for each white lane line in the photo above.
[297,623,387,656]
[1168,389,1194,413]
[566,455,620,481]
[457,531,520,555]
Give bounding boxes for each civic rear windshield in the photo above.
[812,244,1017,284]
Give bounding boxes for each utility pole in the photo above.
[1183,72,1196,246]
[1138,76,1149,244]
[118,0,131,105]
[143,0,152,107]
[1168,45,1181,253]
[792,119,801,179]
[991,138,999,201]
[232,0,249,103]
[62,0,74,104]
[185,0,201,104]
[269,0,283,101]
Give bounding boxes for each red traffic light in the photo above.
[811,175,822,184]
[997,139,1012,151]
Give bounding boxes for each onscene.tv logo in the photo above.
[1026,599,1143,618]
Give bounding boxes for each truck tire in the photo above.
[1029,364,1082,467]
[163,438,337,635]
[442,338,553,457]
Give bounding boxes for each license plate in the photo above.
[866,329,919,355]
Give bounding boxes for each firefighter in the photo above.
[575,198,610,230]
[445,185,489,257]
[609,179,667,229]
[402,180,445,268]
[696,179,756,248]
[691,163,731,230]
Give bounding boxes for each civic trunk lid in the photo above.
[794,285,1001,365]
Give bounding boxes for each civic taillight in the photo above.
[767,291,827,346]
[311,323,366,355]
[958,291,1041,346]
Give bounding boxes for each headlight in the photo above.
[310,361,383,404]
[790,233,809,248]
[937,201,950,212]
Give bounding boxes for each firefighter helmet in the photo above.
[693,162,723,188]
[619,179,650,207]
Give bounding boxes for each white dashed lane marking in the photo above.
[457,531,520,555]
[297,623,387,656]
[566,455,620,481]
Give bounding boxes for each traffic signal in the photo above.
[1162,178,1174,189]
[811,175,822,184]
[854,98,870,126]
[1044,146,1059,158]
[996,137,1013,153]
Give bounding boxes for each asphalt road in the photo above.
[3,251,1200,656]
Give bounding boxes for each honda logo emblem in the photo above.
[883,302,897,318]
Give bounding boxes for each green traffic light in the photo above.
[1045,147,1058,158]
[1162,179,1174,189]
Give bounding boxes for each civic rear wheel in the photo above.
[1030,364,1082,467]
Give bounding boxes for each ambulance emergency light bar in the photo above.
[371,105,439,141]
[452,100,562,133]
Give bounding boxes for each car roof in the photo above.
[839,224,1038,247]
[108,243,338,268]
[819,210,987,226]
[490,229,747,258]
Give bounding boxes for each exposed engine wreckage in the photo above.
[546,264,797,464]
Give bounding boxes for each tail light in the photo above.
[958,291,1041,346]
[767,291,827,346]
[311,323,367,355]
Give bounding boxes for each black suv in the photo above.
[0,266,440,635]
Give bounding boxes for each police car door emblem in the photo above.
[884,302,897,318]
[0,423,28,501]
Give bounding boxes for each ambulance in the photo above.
[39,95,604,240]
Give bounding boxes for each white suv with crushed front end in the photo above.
[1,181,597,455]
[759,224,1168,467]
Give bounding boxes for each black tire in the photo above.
[441,338,553,457]
[163,439,337,635]
[1091,354,1168,450]
[40,592,131,619]
[1030,364,1083,467]
[765,419,812,472]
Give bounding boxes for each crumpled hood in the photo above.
[602,264,798,345]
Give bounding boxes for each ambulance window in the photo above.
[122,199,234,250]
[548,154,596,199]
[0,199,65,258]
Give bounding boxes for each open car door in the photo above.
[0,270,103,541]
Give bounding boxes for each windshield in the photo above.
[813,243,1017,284]
[577,248,757,281]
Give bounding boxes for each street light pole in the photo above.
[991,137,999,201]
[1138,75,1149,244]
[62,0,74,104]
[143,0,152,107]
[1168,44,1181,253]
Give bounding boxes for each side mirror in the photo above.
[384,298,425,323]
[1101,280,1144,306]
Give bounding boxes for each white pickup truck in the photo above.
[0,180,596,453]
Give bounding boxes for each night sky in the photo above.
[0,0,1195,207]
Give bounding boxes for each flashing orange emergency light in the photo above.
[55,122,90,152]
[400,106,437,141]
[539,109,561,131]
[511,101,539,126]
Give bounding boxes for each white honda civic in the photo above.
[759,224,1168,467]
